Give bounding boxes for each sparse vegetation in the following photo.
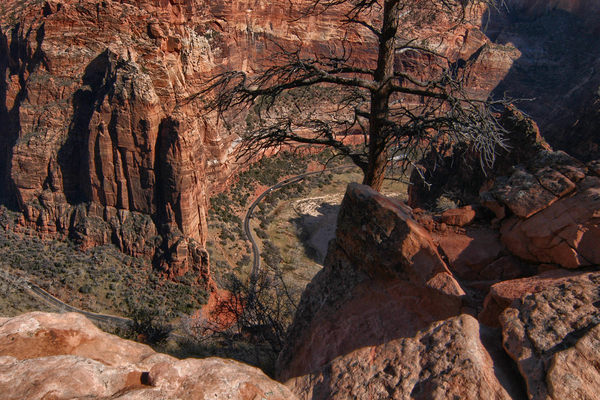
[0,221,208,322]
[0,149,405,375]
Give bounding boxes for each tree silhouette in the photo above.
[201,0,506,191]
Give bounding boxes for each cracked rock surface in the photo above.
[500,272,600,399]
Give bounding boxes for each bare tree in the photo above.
[182,266,299,376]
[200,0,506,191]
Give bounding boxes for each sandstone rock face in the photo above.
[277,183,525,399]
[0,312,298,400]
[479,151,600,269]
[0,0,231,280]
[0,0,547,262]
[500,272,600,400]
[285,314,520,400]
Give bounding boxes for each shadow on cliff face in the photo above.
[58,50,115,205]
[484,6,600,162]
[0,27,16,208]
[0,22,48,209]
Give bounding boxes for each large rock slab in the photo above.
[277,184,525,399]
[0,312,298,400]
[285,314,523,400]
[501,175,600,268]
[437,227,507,281]
[500,272,600,399]
[478,269,586,328]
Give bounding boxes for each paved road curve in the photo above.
[0,268,131,327]
[0,165,356,328]
[243,165,357,278]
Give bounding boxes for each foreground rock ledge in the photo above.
[0,312,298,400]
[500,272,600,400]
[277,183,525,399]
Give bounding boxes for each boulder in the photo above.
[500,272,600,399]
[501,175,600,268]
[285,315,523,400]
[277,184,525,399]
[0,312,298,400]
[436,227,506,281]
[475,150,600,270]
[277,184,465,382]
[478,269,585,327]
[441,205,476,226]
[491,169,558,219]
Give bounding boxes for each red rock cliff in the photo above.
[2,0,599,280]
[0,0,504,277]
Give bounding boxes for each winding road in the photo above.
[0,165,356,327]
[243,165,357,277]
[0,268,131,327]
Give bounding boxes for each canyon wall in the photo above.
[1,0,599,281]
[0,0,499,280]
[485,0,600,162]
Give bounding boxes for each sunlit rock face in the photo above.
[0,0,227,280]
[0,312,299,400]
[1,0,599,280]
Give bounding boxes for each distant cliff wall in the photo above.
[1,0,599,281]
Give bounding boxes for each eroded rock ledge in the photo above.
[278,160,600,399]
[0,312,298,400]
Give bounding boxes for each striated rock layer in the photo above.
[0,311,298,400]
[0,0,231,281]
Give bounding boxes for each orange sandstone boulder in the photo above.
[0,312,298,400]
[436,227,506,281]
[277,184,525,399]
[478,269,586,327]
[441,205,476,226]
[285,314,522,400]
[500,175,600,268]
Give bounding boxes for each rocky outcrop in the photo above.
[500,272,600,399]
[0,311,298,400]
[277,183,526,399]
[285,314,521,400]
[480,151,600,269]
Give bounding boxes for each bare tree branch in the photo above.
[195,0,508,191]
